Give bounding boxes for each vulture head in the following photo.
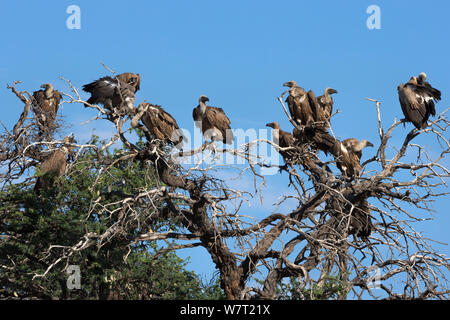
[40,83,54,97]
[397,83,407,92]
[129,74,141,92]
[266,122,280,130]
[354,139,374,151]
[40,83,53,90]
[418,72,427,83]
[63,134,77,161]
[325,88,338,95]
[283,81,297,88]
[199,95,210,103]
[116,72,141,92]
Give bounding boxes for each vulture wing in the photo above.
[205,106,234,144]
[192,105,203,128]
[279,129,294,148]
[285,95,303,125]
[82,76,118,105]
[398,84,428,129]
[285,86,306,125]
[410,83,440,117]
[317,94,333,120]
[144,104,185,144]
[52,90,62,115]
[33,90,51,114]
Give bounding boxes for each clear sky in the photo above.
[1,0,449,288]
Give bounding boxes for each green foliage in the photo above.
[277,274,349,300]
[0,136,223,300]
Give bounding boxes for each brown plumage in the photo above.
[283,81,316,126]
[316,87,338,126]
[336,138,373,177]
[341,196,373,239]
[397,72,441,129]
[82,73,136,114]
[193,95,234,144]
[266,122,295,161]
[115,72,141,93]
[34,136,73,193]
[133,102,186,146]
[293,125,338,156]
[32,83,62,138]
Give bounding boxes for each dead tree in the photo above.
[1,73,449,300]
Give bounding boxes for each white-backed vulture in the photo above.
[34,135,74,193]
[283,81,316,126]
[82,74,136,114]
[316,87,338,125]
[132,102,186,146]
[397,72,441,129]
[193,95,234,144]
[344,196,373,239]
[266,122,295,161]
[32,83,62,137]
[336,138,373,177]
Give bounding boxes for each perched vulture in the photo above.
[32,83,62,137]
[397,72,441,129]
[193,95,234,144]
[342,196,373,239]
[336,138,373,177]
[266,122,295,161]
[316,87,338,125]
[283,81,316,126]
[82,73,136,114]
[132,102,186,146]
[34,135,74,193]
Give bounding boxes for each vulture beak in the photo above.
[40,84,49,89]
[283,82,291,87]
[265,122,274,128]
[329,88,338,94]
[366,141,374,147]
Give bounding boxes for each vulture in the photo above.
[32,83,62,137]
[341,196,373,239]
[193,95,234,144]
[283,81,316,126]
[132,102,186,146]
[316,87,338,126]
[284,81,338,155]
[397,72,441,129]
[82,73,138,114]
[336,138,373,177]
[34,135,74,193]
[266,122,295,161]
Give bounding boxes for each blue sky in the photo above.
[1,0,449,292]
